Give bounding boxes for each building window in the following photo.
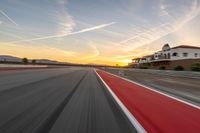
[168,53,171,59]
[164,54,167,59]
[183,53,188,57]
[194,53,198,57]
[172,52,178,56]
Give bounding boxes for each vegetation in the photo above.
[174,65,184,71]
[139,66,148,69]
[139,63,151,69]
[159,66,166,70]
[144,63,151,67]
[22,58,28,64]
[191,63,200,71]
[32,60,36,64]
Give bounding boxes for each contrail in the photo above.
[120,23,170,44]
[76,22,116,33]
[0,10,18,26]
[9,22,116,43]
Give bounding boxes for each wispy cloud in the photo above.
[0,10,18,26]
[0,31,24,40]
[77,41,100,62]
[159,0,170,17]
[1,0,200,66]
[120,23,171,44]
[173,0,200,30]
[119,0,200,51]
[8,22,116,43]
[55,11,75,36]
[52,0,76,36]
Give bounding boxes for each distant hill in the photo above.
[0,55,68,64]
[0,55,110,67]
[33,59,65,64]
[0,55,22,62]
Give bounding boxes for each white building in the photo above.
[138,55,154,63]
[131,44,200,70]
[170,45,200,60]
[148,44,200,62]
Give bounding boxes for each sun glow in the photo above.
[121,59,132,63]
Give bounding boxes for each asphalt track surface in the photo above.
[97,70,200,133]
[0,67,137,133]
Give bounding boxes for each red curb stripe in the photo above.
[96,70,200,133]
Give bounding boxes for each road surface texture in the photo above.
[97,69,200,133]
[102,68,200,107]
[0,67,136,133]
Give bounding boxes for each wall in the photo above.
[147,59,200,70]
[170,48,200,60]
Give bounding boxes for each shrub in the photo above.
[143,63,151,67]
[139,66,148,69]
[191,63,200,71]
[22,58,28,64]
[32,60,36,64]
[159,66,166,70]
[174,65,184,71]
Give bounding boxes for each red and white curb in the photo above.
[95,69,147,133]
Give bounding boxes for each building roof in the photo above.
[143,54,154,58]
[171,45,200,49]
[132,57,141,60]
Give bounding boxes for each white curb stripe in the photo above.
[95,69,147,133]
[102,70,200,110]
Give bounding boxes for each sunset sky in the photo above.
[0,0,200,66]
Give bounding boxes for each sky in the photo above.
[0,0,200,66]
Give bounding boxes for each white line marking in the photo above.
[101,69,200,110]
[94,69,147,133]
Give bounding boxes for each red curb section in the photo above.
[96,70,200,133]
